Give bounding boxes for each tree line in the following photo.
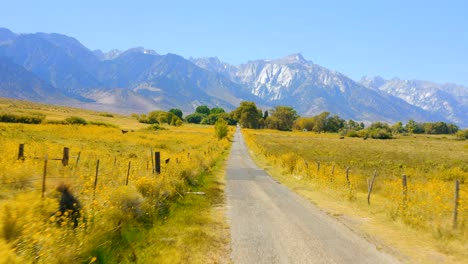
[133,101,467,140]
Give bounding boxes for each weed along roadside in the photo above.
[0,104,233,263]
[242,128,467,263]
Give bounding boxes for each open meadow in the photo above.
[243,129,467,263]
[0,98,231,263]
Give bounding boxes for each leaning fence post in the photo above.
[367,170,377,205]
[93,160,100,200]
[453,179,460,229]
[42,155,48,198]
[126,161,131,186]
[62,147,70,166]
[18,144,25,160]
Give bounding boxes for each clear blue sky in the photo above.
[2,0,467,86]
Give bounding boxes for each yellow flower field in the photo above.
[0,122,231,263]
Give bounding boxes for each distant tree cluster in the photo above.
[293,112,348,133]
[135,110,183,126]
[185,105,235,125]
[138,101,464,141]
[404,120,459,135]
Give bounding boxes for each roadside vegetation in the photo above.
[0,98,232,263]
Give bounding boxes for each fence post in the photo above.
[151,149,155,173]
[62,147,70,166]
[317,161,321,176]
[42,155,48,198]
[155,152,161,174]
[401,174,408,214]
[367,170,377,205]
[93,160,100,200]
[18,144,25,160]
[345,167,350,188]
[330,165,335,182]
[453,179,460,229]
[126,161,131,186]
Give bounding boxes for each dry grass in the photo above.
[243,128,467,263]
[0,98,232,263]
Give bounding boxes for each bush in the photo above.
[214,118,229,140]
[0,113,44,124]
[99,112,114,118]
[456,129,468,140]
[88,121,117,128]
[65,116,88,125]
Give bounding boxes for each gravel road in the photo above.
[225,128,399,264]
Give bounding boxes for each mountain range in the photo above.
[0,27,466,127]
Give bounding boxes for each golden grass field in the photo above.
[0,98,231,263]
[243,129,467,263]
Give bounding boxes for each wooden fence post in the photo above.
[93,160,100,200]
[367,170,377,205]
[401,174,408,213]
[155,152,161,174]
[18,144,25,160]
[126,161,131,186]
[42,155,48,198]
[151,149,155,173]
[453,179,460,229]
[62,147,70,166]
[345,167,350,188]
[317,161,321,176]
[330,165,335,182]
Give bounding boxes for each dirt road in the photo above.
[225,128,399,263]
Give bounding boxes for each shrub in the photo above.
[456,129,468,140]
[89,121,117,128]
[99,113,114,118]
[214,118,229,140]
[0,113,44,124]
[65,116,88,125]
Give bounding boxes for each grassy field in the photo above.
[0,98,232,263]
[243,129,467,263]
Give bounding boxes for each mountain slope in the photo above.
[0,58,70,103]
[361,76,468,127]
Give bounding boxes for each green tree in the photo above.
[325,115,345,132]
[214,118,229,140]
[169,108,183,119]
[293,117,315,131]
[185,113,205,124]
[201,114,220,125]
[210,107,225,114]
[391,121,405,134]
[231,101,262,128]
[195,105,210,115]
[265,106,299,131]
[313,112,330,133]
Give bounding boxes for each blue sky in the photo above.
[1,0,467,86]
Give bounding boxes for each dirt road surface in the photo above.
[225,128,399,264]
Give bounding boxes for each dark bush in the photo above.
[65,116,88,125]
[0,113,44,124]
